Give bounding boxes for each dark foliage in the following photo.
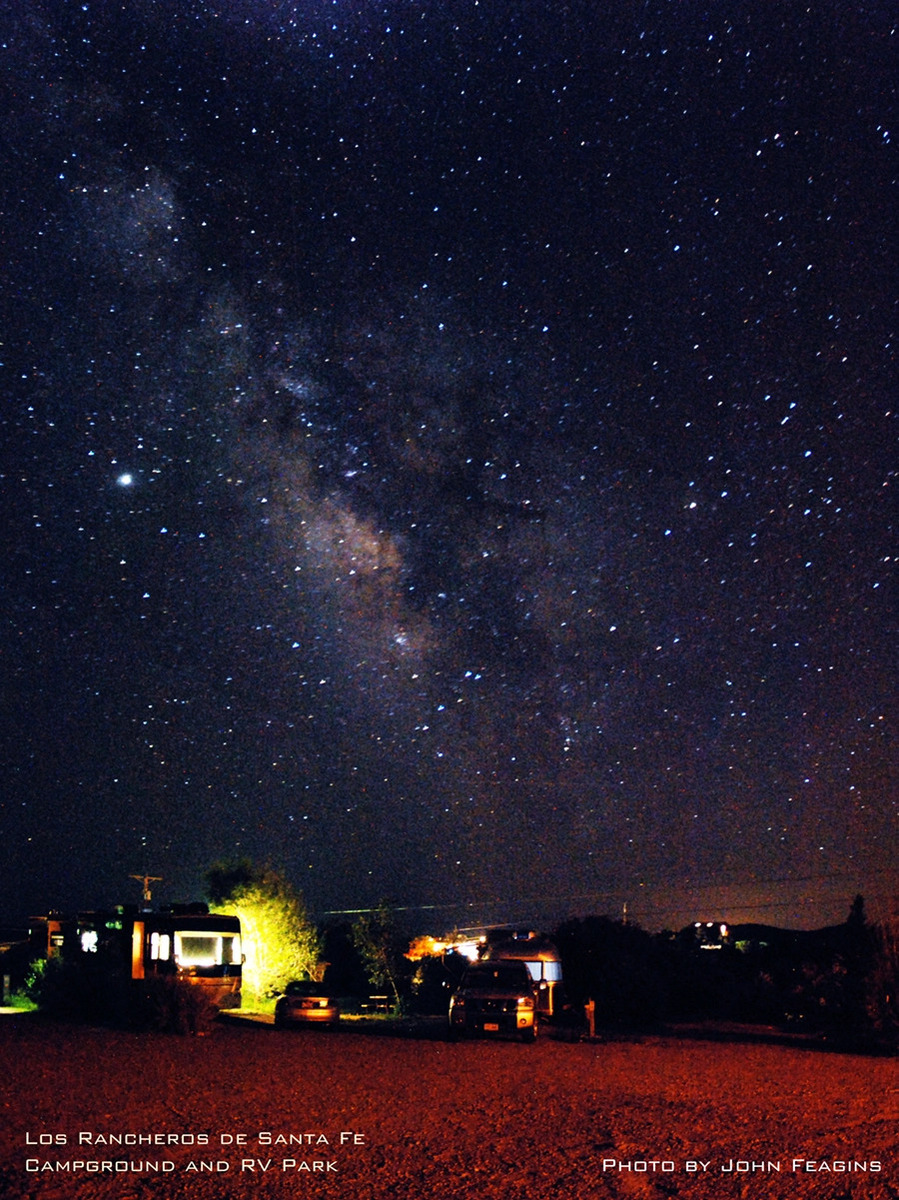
[319,921,370,997]
[26,957,132,1025]
[409,950,470,1015]
[26,956,216,1033]
[133,976,218,1035]
[554,916,671,1027]
[203,858,259,906]
[553,897,889,1047]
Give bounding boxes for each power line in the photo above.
[318,868,899,926]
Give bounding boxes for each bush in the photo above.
[26,957,217,1033]
[554,916,671,1028]
[26,957,132,1024]
[135,977,218,1035]
[865,923,899,1048]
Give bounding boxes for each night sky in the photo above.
[2,1,895,934]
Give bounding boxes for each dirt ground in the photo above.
[2,1013,896,1200]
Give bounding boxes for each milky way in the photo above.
[1,1,895,932]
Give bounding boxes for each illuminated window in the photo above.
[222,935,241,965]
[80,930,98,954]
[150,932,171,960]
[523,960,562,982]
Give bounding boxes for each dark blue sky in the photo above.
[1,0,895,932]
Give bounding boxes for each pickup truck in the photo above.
[448,960,539,1041]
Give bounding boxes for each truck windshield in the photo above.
[463,966,529,989]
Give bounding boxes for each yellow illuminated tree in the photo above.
[206,861,321,1006]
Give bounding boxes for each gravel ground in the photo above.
[2,1013,897,1200]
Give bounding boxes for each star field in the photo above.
[0,0,895,932]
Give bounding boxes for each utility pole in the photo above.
[129,874,162,906]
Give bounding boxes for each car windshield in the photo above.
[462,966,529,990]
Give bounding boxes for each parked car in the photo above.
[448,960,539,1041]
[274,981,340,1028]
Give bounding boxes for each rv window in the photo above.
[150,932,171,961]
